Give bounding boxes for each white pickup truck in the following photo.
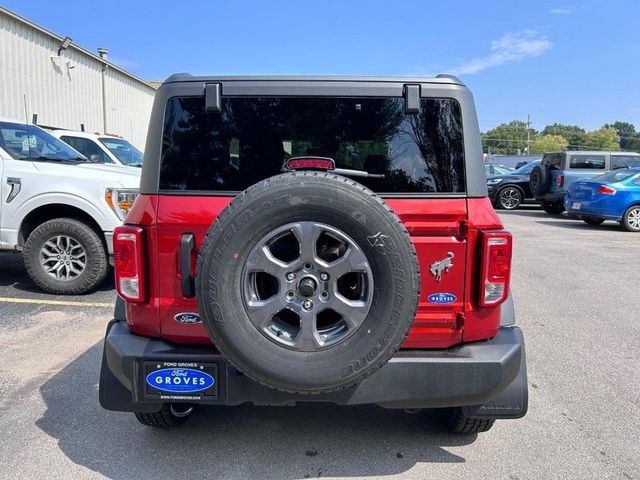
[0,118,140,294]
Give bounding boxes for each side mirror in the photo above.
[89,154,101,163]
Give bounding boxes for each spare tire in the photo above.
[196,172,420,394]
[529,164,550,197]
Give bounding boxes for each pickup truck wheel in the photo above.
[541,202,564,215]
[442,407,495,434]
[583,217,605,226]
[134,404,195,428]
[622,206,640,232]
[196,172,420,395]
[23,218,107,294]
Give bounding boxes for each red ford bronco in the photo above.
[99,75,527,433]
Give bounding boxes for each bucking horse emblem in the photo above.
[430,252,454,282]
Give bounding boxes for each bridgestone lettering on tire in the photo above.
[196,172,420,394]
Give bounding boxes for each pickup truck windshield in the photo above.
[99,138,144,166]
[0,122,87,162]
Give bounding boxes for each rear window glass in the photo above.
[159,97,465,194]
[594,170,637,183]
[569,154,605,169]
[611,155,640,169]
[569,155,605,170]
[544,153,562,167]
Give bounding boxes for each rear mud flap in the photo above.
[462,333,528,419]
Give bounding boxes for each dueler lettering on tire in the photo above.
[196,172,420,394]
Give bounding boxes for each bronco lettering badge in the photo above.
[429,252,454,282]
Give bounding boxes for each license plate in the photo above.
[143,361,218,400]
[572,202,581,210]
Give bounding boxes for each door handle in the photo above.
[180,233,195,298]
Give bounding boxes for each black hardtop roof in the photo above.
[163,73,465,86]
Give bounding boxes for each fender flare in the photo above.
[14,192,116,234]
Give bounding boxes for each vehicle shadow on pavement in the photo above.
[497,209,557,219]
[0,252,115,293]
[36,342,475,480]
[533,220,626,232]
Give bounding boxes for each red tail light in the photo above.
[114,225,146,302]
[556,175,564,187]
[479,230,512,307]
[597,185,616,195]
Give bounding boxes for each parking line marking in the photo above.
[0,297,112,308]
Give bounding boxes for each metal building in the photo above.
[0,6,157,148]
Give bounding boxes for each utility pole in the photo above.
[98,48,109,134]
[525,114,531,154]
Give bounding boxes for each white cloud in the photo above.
[550,6,575,14]
[448,30,552,76]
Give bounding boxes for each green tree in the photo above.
[604,121,640,151]
[482,121,535,154]
[542,123,586,149]
[584,127,620,151]
[530,134,568,154]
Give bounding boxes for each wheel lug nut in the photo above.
[286,291,295,300]
[302,300,313,310]
[320,272,329,281]
[286,272,295,281]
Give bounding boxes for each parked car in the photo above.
[99,74,528,434]
[530,151,640,214]
[0,118,140,294]
[487,159,541,209]
[565,167,640,231]
[51,130,143,167]
[483,163,513,176]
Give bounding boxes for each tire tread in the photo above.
[196,172,420,395]
[22,217,107,295]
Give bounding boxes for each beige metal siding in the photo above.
[0,9,155,148]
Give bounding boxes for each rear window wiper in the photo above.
[333,168,385,179]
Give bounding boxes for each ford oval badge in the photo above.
[427,292,457,304]
[174,312,202,324]
[146,368,214,393]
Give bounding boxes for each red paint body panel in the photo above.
[124,194,506,348]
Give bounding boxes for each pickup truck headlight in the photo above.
[487,178,502,185]
[106,188,139,221]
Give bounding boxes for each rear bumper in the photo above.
[99,320,528,419]
[564,198,623,220]
[535,192,565,203]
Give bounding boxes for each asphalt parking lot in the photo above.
[0,207,638,480]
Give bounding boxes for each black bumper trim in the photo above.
[100,320,527,417]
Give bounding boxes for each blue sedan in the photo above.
[565,167,640,232]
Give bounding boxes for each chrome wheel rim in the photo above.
[39,235,86,281]
[628,208,640,230]
[499,188,520,209]
[242,222,373,352]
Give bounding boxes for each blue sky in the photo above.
[4,0,640,132]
